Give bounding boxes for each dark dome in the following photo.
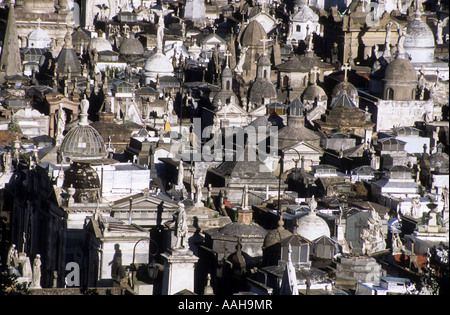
[248,79,277,104]
[63,161,101,203]
[303,84,327,101]
[218,222,267,238]
[63,161,100,190]
[240,20,266,47]
[428,152,449,172]
[120,37,145,56]
[263,223,293,249]
[384,58,417,83]
[332,81,358,99]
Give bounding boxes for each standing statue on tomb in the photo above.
[30,254,42,289]
[175,202,189,249]
[391,233,405,255]
[442,186,449,211]
[411,197,421,218]
[234,46,249,75]
[309,195,317,212]
[361,207,386,255]
[177,160,184,187]
[166,94,174,116]
[241,185,249,210]
[195,176,204,208]
[7,244,18,269]
[56,103,66,143]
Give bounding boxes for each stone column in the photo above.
[161,248,199,295]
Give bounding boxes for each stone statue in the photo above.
[56,103,66,141]
[30,254,42,289]
[309,195,317,212]
[177,160,184,187]
[234,46,249,74]
[195,176,204,207]
[411,197,421,218]
[80,95,89,116]
[241,185,249,210]
[7,244,18,269]
[442,186,449,211]
[166,95,174,115]
[383,22,393,57]
[175,202,188,249]
[391,233,405,255]
[361,208,386,255]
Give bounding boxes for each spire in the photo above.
[414,0,423,20]
[0,0,22,83]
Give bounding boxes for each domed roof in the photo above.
[60,125,107,161]
[120,37,145,56]
[296,211,330,242]
[248,79,277,104]
[332,81,358,99]
[263,220,293,249]
[63,161,101,191]
[88,36,113,52]
[240,20,266,47]
[257,53,271,67]
[144,52,174,80]
[222,66,233,77]
[218,222,267,239]
[384,58,417,82]
[303,84,327,101]
[28,27,51,48]
[212,90,238,109]
[428,152,449,171]
[404,19,435,49]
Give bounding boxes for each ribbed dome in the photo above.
[332,81,358,99]
[263,221,293,249]
[120,37,145,56]
[303,84,327,101]
[404,19,435,49]
[384,58,417,82]
[248,80,277,104]
[241,20,266,47]
[144,52,174,80]
[60,125,107,160]
[404,19,435,63]
[28,28,51,48]
[88,36,113,52]
[428,152,449,171]
[296,211,330,242]
[63,161,100,190]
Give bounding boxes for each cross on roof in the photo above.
[310,66,320,85]
[212,25,217,34]
[341,63,351,81]
[224,50,232,68]
[260,37,271,55]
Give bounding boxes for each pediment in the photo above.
[288,141,323,154]
[216,103,248,116]
[111,193,178,211]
